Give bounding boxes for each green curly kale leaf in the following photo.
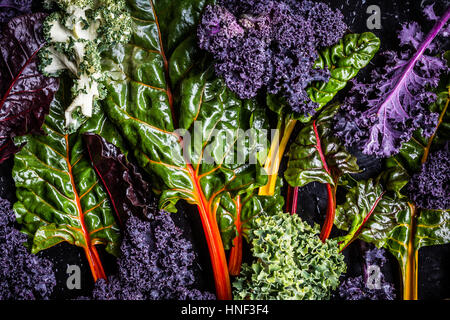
[233,212,346,300]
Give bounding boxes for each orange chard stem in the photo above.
[65,135,106,282]
[83,245,106,282]
[187,165,232,300]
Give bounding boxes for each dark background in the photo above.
[0,0,448,300]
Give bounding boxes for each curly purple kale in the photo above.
[0,198,56,300]
[338,247,396,300]
[92,213,215,300]
[334,13,448,157]
[407,146,450,210]
[198,0,346,116]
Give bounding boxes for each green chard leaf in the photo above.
[13,81,123,282]
[284,105,360,241]
[335,179,449,299]
[284,105,360,188]
[101,0,268,299]
[306,32,381,108]
[258,33,378,196]
[335,179,409,253]
[225,177,284,276]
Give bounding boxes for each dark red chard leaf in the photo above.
[83,133,154,226]
[0,0,32,24]
[0,13,59,164]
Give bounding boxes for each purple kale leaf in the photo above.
[197,0,346,116]
[0,0,32,24]
[91,213,215,300]
[407,146,450,210]
[335,9,449,157]
[338,247,396,300]
[0,197,56,300]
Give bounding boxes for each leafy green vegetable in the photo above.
[334,179,408,253]
[12,81,123,282]
[101,0,267,300]
[306,32,381,109]
[233,212,346,300]
[284,105,359,240]
[285,105,359,188]
[259,32,378,196]
[226,178,284,275]
[39,0,132,128]
[334,175,449,300]
[379,61,450,299]
[0,13,60,164]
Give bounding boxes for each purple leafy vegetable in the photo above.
[407,146,450,210]
[92,214,215,300]
[83,133,155,226]
[338,246,396,300]
[0,0,32,24]
[335,8,450,157]
[0,13,59,163]
[0,197,56,300]
[197,0,346,116]
[82,135,214,300]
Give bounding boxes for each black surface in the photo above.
[0,0,448,300]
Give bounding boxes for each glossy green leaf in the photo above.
[101,0,268,299]
[216,177,284,249]
[335,180,410,254]
[12,80,123,280]
[103,0,266,217]
[335,179,449,298]
[284,105,360,188]
[306,32,381,108]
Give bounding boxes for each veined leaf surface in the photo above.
[13,82,122,282]
[102,0,267,299]
[285,105,359,188]
[306,32,380,108]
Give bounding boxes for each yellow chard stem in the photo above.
[259,115,297,196]
[404,91,449,300]
[404,203,418,300]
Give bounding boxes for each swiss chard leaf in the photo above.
[335,179,406,252]
[284,105,360,188]
[101,0,267,300]
[12,81,122,282]
[83,133,155,226]
[0,13,59,163]
[0,0,32,24]
[336,174,449,300]
[306,32,381,108]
